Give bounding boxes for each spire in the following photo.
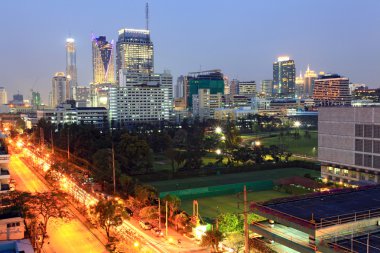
[307,64,310,72]
[146,2,149,30]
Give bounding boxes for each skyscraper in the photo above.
[116,29,154,80]
[313,73,351,107]
[66,38,77,99]
[92,35,115,84]
[31,91,41,108]
[52,72,68,107]
[295,72,304,98]
[0,87,7,104]
[273,56,296,98]
[303,65,317,98]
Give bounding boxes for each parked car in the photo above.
[124,207,133,217]
[139,221,152,230]
[152,227,163,237]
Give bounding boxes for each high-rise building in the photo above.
[92,35,115,84]
[295,72,304,98]
[192,89,223,120]
[31,91,41,108]
[261,80,273,98]
[0,88,7,104]
[116,29,154,80]
[109,71,173,124]
[238,81,256,96]
[66,38,77,99]
[273,56,296,98]
[175,76,186,99]
[313,73,351,107]
[187,70,225,108]
[230,79,239,96]
[303,65,317,98]
[224,76,230,95]
[51,72,69,107]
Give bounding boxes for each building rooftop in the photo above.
[330,230,380,253]
[252,186,380,227]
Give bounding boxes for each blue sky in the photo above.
[0,0,379,102]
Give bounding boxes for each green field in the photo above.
[260,130,318,157]
[181,190,290,219]
[150,167,320,192]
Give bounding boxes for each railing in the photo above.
[317,208,380,229]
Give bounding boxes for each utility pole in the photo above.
[244,185,249,253]
[158,198,161,230]
[165,201,168,236]
[67,128,70,160]
[112,143,116,195]
[50,129,54,154]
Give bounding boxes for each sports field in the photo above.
[150,167,320,192]
[181,190,290,219]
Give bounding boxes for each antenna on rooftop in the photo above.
[145,2,149,30]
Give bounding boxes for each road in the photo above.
[10,155,107,253]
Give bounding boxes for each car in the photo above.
[124,207,133,217]
[152,227,163,237]
[139,221,152,230]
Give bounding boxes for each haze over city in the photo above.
[0,0,379,101]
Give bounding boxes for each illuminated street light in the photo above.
[215,149,222,155]
[255,141,261,146]
[215,126,222,134]
[293,121,301,128]
[220,136,226,141]
[133,241,139,248]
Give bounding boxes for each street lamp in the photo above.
[215,126,222,134]
[255,141,261,146]
[215,149,222,155]
[293,121,301,128]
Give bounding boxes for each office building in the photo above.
[273,56,296,98]
[313,73,351,107]
[90,83,114,109]
[175,75,186,99]
[0,88,7,105]
[37,103,108,129]
[230,79,239,96]
[349,83,367,94]
[10,94,24,106]
[66,38,77,99]
[352,87,380,102]
[319,107,380,184]
[238,81,256,96]
[116,29,154,80]
[92,35,115,84]
[109,71,173,124]
[260,80,273,97]
[295,72,304,98]
[187,70,225,108]
[192,89,223,120]
[303,65,317,98]
[51,72,69,108]
[223,76,230,95]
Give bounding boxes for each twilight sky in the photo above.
[0,0,379,102]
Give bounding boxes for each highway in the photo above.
[10,155,108,253]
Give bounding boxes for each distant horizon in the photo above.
[0,0,379,102]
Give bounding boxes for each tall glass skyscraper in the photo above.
[92,35,115,84]
[273,56,296,98]
[66,38,77,99]
[116,29,154,80]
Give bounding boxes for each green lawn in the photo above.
[150,167,320,192]
[260,130,318,157]
[181,190,290,219]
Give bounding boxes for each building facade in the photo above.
[260,80,273,98]
[238,81,256,96]
[313,74,351,107]
[303,65,317,98]
[187,70,225,108]
[273,56,296,98]
[109,72,173,124]
[51,72,69,107]
[192,89,222,120]
[116,29,154,80]
[319,107,380,184]
[92,35,115,84]
[66,38,77,99]
[0,88,7,105]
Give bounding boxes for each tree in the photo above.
[139,206,158,222]
[25,192,71,252]
[173,211,188,231]
[134,184,157,207]
[223,232,244,253]
[217,213,243,234]
[200,230,224,252]
[232,146,253,164]
[162,194,181,219]
[91,199,127,240]
[173,129,188,148]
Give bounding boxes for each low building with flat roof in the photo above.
[250,186,380,252]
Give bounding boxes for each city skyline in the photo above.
[0,0,379,102]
